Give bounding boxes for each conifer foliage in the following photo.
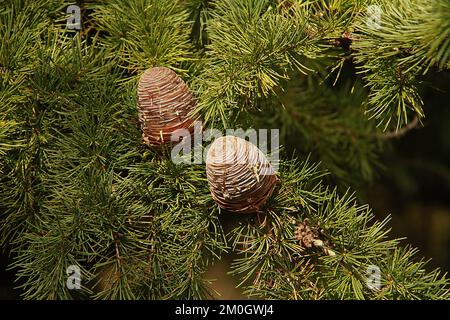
[0,0,449,299]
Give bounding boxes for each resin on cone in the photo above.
[206,136,279,213]
[137,67,197,146]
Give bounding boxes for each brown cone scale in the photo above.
[137,67,197,146]
[206,136,279,213]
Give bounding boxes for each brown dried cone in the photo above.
[137,67,197,146]
[295,221,319,249]
[206,136,280,213]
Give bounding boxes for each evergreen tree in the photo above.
[0,0,448,299]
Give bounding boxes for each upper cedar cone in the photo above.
[137,67,197,146]
[206,136,279,213]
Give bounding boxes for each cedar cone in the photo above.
[295,222,318,249]
[206,136,279,213]
[137,67,197,146]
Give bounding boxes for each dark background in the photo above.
[364,70,450,274]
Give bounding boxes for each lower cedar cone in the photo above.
[137,67,197,146]
[206,136,279,213]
